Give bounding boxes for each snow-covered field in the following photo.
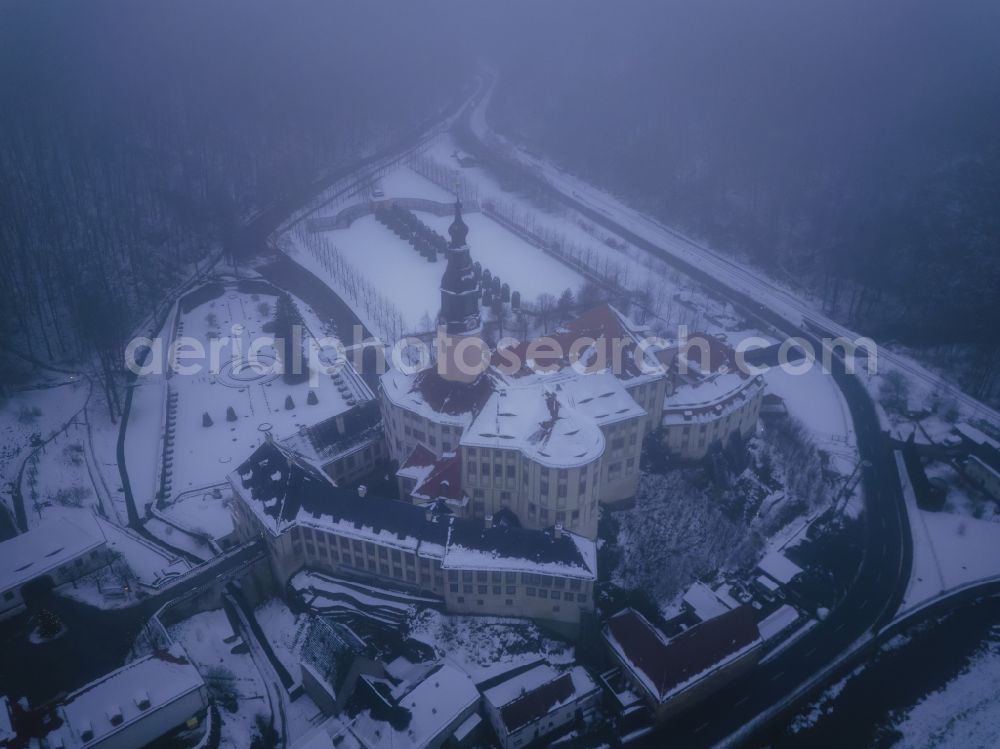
[279,163,585,337]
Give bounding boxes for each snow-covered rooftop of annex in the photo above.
[461,383,605,469]
[493,666,598,735]
[51,645,204,749]
[604,606,762,704]
[350,662,478,749]
[0,515,104,593]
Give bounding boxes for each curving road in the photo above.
[456,74,914,747]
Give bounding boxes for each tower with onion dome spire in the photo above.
[438,199,486,382]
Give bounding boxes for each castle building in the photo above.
[228,440,596,635]
[656,334,764,461]
[379,202,669,535]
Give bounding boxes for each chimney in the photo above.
[425,508,433,522]
[553,523,563,539]
[357,485,368,498]
[485,513,493,529]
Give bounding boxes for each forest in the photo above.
[0,1,463,413]
[480,0,1000,402]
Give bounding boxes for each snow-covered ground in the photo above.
[164,286,361,497]
[408,609,574,684]
[169,608,270,749]
[764,365,858,476]
[896,451,1000,611]
[890,641,1000,748]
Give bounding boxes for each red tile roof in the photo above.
[412,369,496,416]
[412,452,465,502]
[492,303,654,381]
[605,606,760,703]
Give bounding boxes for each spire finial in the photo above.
[448,196,468,248]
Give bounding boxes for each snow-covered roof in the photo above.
[483,663,559,709]
[443,524,597,581]
[494,667,598,735]
[493,303,666,386]
[232,441,596,578]
[462,385,604,469]
[0,516,105,593]
[230,440,449,555]
[553,371,646,427]
[54,645,205,749]
[350,663,478,749]
[954,423,1000,452]
[604,607,761,704]
[757,551,804,585]
[279,400,383,467]
[380,367,494,427]
[682,582,735,622]
[758,604,800,641]
[662,372,764,426]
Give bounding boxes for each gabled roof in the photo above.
[444,522,597,580]
[462,386,605,469]
[0,515,104,593]
[381,367,496,423]
[280,400,383,467]
[496,666,598,735]
[410,452,466,504]
[604,606,761,703]
[492,304,663,383]
[231,441,449,551]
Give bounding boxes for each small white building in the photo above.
[350,662,479,749]
[0,516,108,620]
[43,645,208,749]
[483,664,600,749]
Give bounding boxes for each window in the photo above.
[443,442,452,452]
[378,547,388,559]
[506,585,516,595]
[478,585,488,594]
[477,599,485,606]
[540,509,549,522]
[526,587,536,597]
[551,590,562,600]
[477,571,488,582]
[555,511,566,524]
[506,599,514,606]
[506,465,516,478]
[528,503,537,516]
[491,572,502,583]
[500,491,511,505]
[493,586,501,595]
[462,571,473,581]
[538,589,548,599]
[577,593,587,603]
[481,462,490,476]
[464,584,473,593]
[473,500,485,514]
[391,549,402,562]
[457,596,465,603]
[3,592,13,602]
[505,572,517,583]
[612,437,625,450]
[557,485,567,498]
[540,482,549,495]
